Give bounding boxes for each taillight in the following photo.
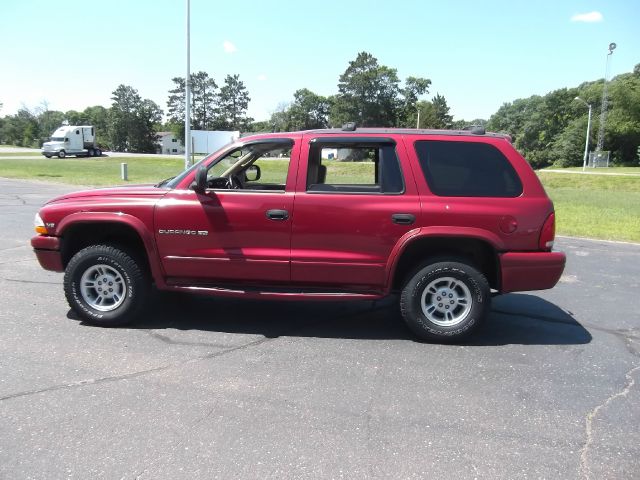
[539,213,556,250]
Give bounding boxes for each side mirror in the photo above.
[191,166,207,193]
[245,164,261,182]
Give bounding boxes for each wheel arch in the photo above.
[57,213,164,286]
[387,229,502,292]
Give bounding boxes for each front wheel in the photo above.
[400,260,490,342]
[58,150,66,158]
[64,245,149,327]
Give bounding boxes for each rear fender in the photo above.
[384,226,504,292]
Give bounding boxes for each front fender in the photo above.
[56,212,166,287]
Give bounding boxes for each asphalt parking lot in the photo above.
[0,177,638,479]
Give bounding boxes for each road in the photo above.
[0,178,638,479]
[0,149,198,161]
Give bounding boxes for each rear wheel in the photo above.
[64,244,149,327]
[58,150,66,158]
[94,148,102,157]
[87,148,95,157]
[400,260,490,342]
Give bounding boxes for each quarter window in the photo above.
[415,140,522,197]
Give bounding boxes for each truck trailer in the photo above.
[42,125,102,158]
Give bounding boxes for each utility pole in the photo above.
[596,42,616,152]
[184,0,191,170]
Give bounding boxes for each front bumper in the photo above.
[31,235,64,272]
[499,251,566,293]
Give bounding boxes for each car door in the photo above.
[290,134,420,291]
[154,138,299,285]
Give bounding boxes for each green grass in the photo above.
[0,156,187,186]
[323,160,374,183]
[538,171,640,242]
[250,159,290,184]
[544,166,640,174]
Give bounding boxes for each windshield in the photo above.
[51,137,65,142]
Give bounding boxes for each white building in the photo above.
[156,130,240,155]
[157,132,184,155]
[191,130,240,154]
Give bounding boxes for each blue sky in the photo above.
[1,0,638,123]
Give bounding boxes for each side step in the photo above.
[164,282,384,301]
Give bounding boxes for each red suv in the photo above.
[32,126,565,341]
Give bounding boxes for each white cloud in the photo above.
[223,40,237,53]
[257,74,268,81]
[570,11,603,23]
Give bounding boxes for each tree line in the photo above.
[1,52,638,165]
[0,74,252,153]
[486,64,640,167]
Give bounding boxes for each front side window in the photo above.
[206,141,293,192]
[306,141,403,194]
[415,140,522,197]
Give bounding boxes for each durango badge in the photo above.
[158,229,208,236]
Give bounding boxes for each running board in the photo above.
[164,284,384,301]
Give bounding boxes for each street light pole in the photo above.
[575,97,592,171]
[184,0,191,170]
[584,103,592,171]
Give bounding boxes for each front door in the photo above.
[155,139,299,285]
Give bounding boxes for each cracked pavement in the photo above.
[0,178,638,479]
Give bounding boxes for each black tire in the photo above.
[58,150,66,158]
[44,154,52,158]
[87,148,94,157]
[64,244,149,327]
[400,260,490,342]
[95,148,102,157]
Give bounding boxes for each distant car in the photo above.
[32,125,565,341]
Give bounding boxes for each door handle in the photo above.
[391,213,416,225]
[266,209,289,221]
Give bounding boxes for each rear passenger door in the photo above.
[290,135,420,291]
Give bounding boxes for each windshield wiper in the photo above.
[155,176,175,188]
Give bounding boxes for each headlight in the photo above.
[34,213,47,234]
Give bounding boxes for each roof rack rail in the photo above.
[341,122,357,132]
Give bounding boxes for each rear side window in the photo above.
[415,140,522,197]
[306,141,404,194]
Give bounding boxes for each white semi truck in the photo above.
[41,125,102,158]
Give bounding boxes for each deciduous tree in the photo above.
[109,85,162,153]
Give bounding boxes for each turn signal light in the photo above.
[34,213,47,235]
